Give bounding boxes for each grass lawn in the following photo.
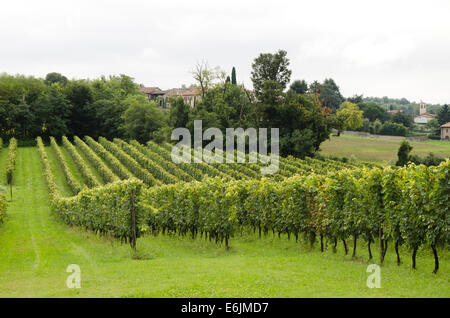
[0,147,448,297]
[319,135,450,163]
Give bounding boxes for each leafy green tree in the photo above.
[396,140,413,166]
[35,84,72,138]
[256,80,284,127]
[121,95,166,143]
[169,96,191,128]
[11,101,35,139]
[392,111,413,128]
[290,80,308,94]
[44,72,68,86]
[334,102,364,135]
[251,50,292,97]
[65,81,96,137]
[347,94,363,104]
[94,99,127,139]
[309,79,344,110]
[267,90,329,157]
[358,102,388,122]
[231,67,237,85]
[426,118,441,137]
[437,104,450,126]
[371,119,382,134]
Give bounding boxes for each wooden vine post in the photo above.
[130,189,137,251]
[7,173,12,201]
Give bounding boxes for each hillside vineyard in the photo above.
[32,136,448,274]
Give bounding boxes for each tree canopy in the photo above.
[251,50,292,97]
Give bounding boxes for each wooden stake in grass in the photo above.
[7,172,12,201]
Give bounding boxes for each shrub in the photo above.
[379,122,407,136]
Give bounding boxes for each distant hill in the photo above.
[363,97,444,116]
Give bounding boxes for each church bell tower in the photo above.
[420,101,426,115]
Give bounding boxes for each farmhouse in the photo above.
[414,101,436,124]
[441,122,450,140]
[163,87,201,107]
[139,85,201,108]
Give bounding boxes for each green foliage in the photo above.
[84,136,133,180]
[138,160,449,272]
[6,138,18,185]
[309,78,344,110]
[37,136,147,244]
[36,136,60,198]
[34,132,448,273]
[98,137,161,187]
[146,141,204,181]
[231,66,237,85]
[131,140,194,182]
[113,138,178,184]
[0,73,142,140]
[121,95,166,143]
[55,178,146,242]
[251,50,292,97]
[44,72,68,86]
[62,136,101,188]
[391,112,413,128]
[169,96,190,128]
[0,192,6,224]
[290,80,308,94]
[50,137,82,195]
[396,140,413,166]
[437,104,450,126]
[358,102,388,122]
[379,122,408,136]
[334,102,364,134]
[74,136,120,184]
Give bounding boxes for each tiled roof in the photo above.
[415,113,436,118]
[164,88,201,97]
[441,122,450,128]
[139,86,165,94]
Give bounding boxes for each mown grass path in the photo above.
[0,147,448,297]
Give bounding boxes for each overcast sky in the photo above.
[1,0,449,104]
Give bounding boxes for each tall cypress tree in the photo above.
[231,67,237,85]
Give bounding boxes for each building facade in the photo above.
[441,122,450,140]
[139,85,201,108]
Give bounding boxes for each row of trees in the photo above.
[0,73,163,141]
